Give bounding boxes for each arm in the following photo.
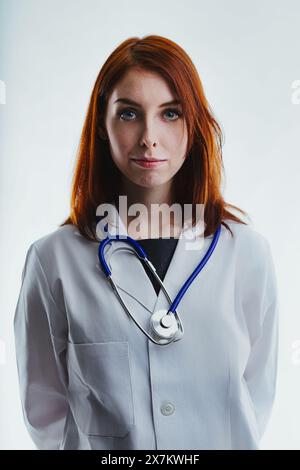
[13,244,69,450]
[239,234,279,441]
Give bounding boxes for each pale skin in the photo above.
[99,66,188,239]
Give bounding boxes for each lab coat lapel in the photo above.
[94,208,158,313]
[150,228,214,315]
[100,239,158,313]
[73,208,158,313]
[98,223,214,316]
[75,205,216,316]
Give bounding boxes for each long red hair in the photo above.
[60,35,248,241]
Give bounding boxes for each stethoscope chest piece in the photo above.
[149,309,184,345]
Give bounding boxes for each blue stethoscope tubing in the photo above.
[98,225,222,345]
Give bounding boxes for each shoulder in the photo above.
[221,219,272,259]
[24,224,84,273]
[29,224,79,253]
[223,220,277,298]
[221,219,276,285]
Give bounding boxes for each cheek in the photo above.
[108,137,133,166]
[167,124,188,153]
[118,129,135,147]
[107,120,135,153]
[168,140,188,167]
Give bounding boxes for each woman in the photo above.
[14,35,279,450]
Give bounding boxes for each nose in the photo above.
[139,119,158,148]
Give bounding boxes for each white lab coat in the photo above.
[13,209,279,450]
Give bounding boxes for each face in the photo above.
[100,67,188,190]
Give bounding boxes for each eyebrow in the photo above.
[113,98,181,108]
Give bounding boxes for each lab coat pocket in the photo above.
[66,341,135,438]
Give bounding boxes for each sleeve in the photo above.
[13,243,69,450]
[239,234,279,441]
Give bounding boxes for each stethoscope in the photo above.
[98,225,222,346]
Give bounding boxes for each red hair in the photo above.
[60,35,248,241]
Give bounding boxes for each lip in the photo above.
[131,158,167,168]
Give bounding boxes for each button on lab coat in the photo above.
[13,213,279,450]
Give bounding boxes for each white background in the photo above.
[0,0,299,450]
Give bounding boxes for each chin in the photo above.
[123,170,170,189]
[136,176,167,188]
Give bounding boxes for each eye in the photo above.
[164,108,182,121]
[117,108,182,121]
[118,108,136,121]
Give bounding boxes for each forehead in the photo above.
[108,67,178,107]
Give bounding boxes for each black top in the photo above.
[137,238,179,296]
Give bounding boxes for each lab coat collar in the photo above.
[74,202,218,315]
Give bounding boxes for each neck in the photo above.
[115,177,181,239]
[121,177,175,209]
